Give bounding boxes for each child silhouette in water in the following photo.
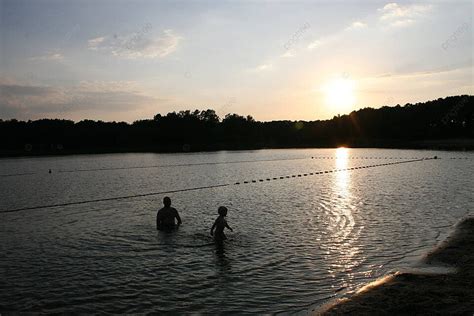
[210,206,233,242]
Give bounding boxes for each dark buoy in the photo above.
[434,156,438,159]
[48,169,52,174]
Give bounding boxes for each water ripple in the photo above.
[1,149,473,313]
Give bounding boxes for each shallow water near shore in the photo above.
[1,148,473,314]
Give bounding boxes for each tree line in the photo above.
[0,95,472,156]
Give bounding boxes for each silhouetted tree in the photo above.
[0,95,472,156]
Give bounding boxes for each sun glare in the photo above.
[323,78,356,114]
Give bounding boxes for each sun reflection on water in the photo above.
[333,147,353,241]
[326,147,364,289]
[335,147,350,197]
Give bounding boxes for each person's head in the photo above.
[163,196,171,207]
[218,206,228,217]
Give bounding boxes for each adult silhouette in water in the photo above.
[156,197,182,231]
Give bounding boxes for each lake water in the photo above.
[1,148,473,314]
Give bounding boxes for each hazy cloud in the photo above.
[88,36,106,49]
[0,80,161,119]
[0,84,55,97]
[385,59,473,78]
[87,29,181,59]
[29,52,64,61]
[378,3,432,27]
[346,21,368,30]
[0,83,63,118]
[252,63,273,72]
[281,50,295,58]
[307,39,323,50]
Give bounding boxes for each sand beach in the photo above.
[315,217,474,315]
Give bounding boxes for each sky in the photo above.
[0,0,472,122]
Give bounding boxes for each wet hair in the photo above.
[163,196,171,207]
[218,206,228,216]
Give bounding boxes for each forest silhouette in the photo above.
[1,95,472,156]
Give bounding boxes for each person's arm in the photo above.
[225,221,233,232]
[175,209,182,226]
[210,220,217,236]
[156,212,161,230]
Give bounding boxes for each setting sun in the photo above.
[324,78,356,114]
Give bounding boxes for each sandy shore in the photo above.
[313,217,474,315]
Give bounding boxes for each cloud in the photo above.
[88,37,106,49]
[281,50,295,58]
[29,52,64,61]
[346,21,368,30]
[378,3,432,27]
[0,83,54,96]
[307,39,323,50]
[251,63,273,72]
[0,83,63,118]
[0,80,161,119]
[88,29,181,59]
[308,21,366,51]
[378,59,473,79]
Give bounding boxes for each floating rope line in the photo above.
[2,156,454,178]
[57,157,310,173]
[0,172,36,178]
[311,156,424,159]
[0,157,310,178]
[1,157,437,214]
[0,183,231,214]
[232,158,435,184]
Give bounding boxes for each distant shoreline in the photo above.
[1,138,473,158]
[313,217,474,315]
